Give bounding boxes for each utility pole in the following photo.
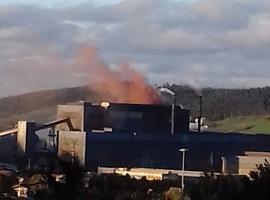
[179,148,188,191]
[159,87,176,135]
[171,94,176,135]
[198,95,202,133]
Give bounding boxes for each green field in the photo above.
[208,116,270,134]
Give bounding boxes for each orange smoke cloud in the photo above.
[75,45,161,104]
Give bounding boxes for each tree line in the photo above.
[168,84,270,121]
[1,85,270,125]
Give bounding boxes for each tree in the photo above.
[249,160,270,200]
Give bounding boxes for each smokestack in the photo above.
[198,95,202,133]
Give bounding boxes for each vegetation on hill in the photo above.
[169,84,270,121]
[0,86,92,130]
[208,116,270,134]
[1,84,270,133]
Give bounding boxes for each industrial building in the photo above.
[55,101,270,174]
[57,102,190,134]
[1,101,270,176]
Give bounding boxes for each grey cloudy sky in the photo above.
[1,0,270,97]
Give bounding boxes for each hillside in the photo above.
[207,116,270,134]
[0,86,99,130]
[169,85,270,121]
[1,84,270,133]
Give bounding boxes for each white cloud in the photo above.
[1,0,270,97]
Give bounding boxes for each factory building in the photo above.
[56,102,190,167]
[1,101,270,175]
[56,102,270,173]
[57,102,190,134]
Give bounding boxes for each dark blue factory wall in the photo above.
[83,103,190,134]
[85,131,270,172]
[0,134,17,163]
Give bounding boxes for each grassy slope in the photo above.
[0,107,57,131]
[0,86,90,131]
[0,86,106,131]
[209,116,270,134]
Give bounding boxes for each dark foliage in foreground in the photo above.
[189,160,270,200]
[1,159,270,199]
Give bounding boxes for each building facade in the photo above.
[56,102,270,173]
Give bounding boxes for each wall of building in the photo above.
[225,151,270,175]
[57,104,84,131]
[83,131,270,172]
[0,135,17,162]
[237,155,270,175]
[58,131,86,164]
[81,102,190,134]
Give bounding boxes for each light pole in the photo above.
[179,148,188,190]
[198,95,202,133]
[159,87,176,135]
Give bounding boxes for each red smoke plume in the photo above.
[75,46,160,104]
